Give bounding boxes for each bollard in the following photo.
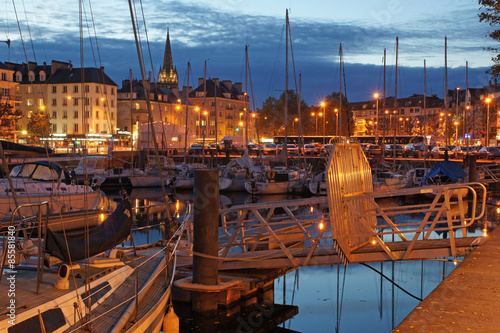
[192,169,219,314]
[468,154,477,182]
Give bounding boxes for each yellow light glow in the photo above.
[453,260,457,266]
[252,113,256,118]
[319,112,323,117]
[40,105,45,110]
[372,239,376,245]
[483,228,488,237]
[203,111,208,116]
[294,117,299,122]
[22,130,27,135]
[176,106,180,110]
[176,200,180,211]
[311,112,315,116]
[319,222,324,230]
[310,206,314,213]
[100,97,105,101]
[239,121,244,126]
[195,107,200,111]
[373,93,379,99]
[334,108,338,113]
[67,96,72,100]
[100,213,105,221]
[496,207,500,214]
[320,102,325,107]
[486,98,491,103]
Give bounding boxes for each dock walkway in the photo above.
[395,224,500,332]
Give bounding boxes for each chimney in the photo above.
[100,66,105,73]
[222,80,232,90]
[213,78,219,87]
[198,78,204,87]
[234,82,242,93]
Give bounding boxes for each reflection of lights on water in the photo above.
[453,260,457,266]
[100,213,105,221]
[310,206,314,213]
[497,207,500,215]
[372,239,376,245]
[319,222,324,230]
[483,228,488,237]
[176,200,180,211]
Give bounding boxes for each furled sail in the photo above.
[44,200,133,264]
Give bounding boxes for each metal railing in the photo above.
[477,163,500,183]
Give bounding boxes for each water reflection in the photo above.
[102,188,499,332]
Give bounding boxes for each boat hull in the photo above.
[245,179,301,195]
[130,175,169,188]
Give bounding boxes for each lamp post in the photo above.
[374,93,379,142]
[454,120,459,145]
[311,112,318,136]
[334,108,339,136]
[294,117,299,135]
[486,97,491,146]
[321,102,326,144]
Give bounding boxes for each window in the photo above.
[52,99,57,106]
[95,124,99,133]
[210,120,215,126]
[74,111,78,118]
[27,86,32,94]
[85,85,89,93]
[52,123,57,132]
[95,111,99,119]
[73,99,78,106]
[63,86,67,93]
[26,99,33,106]
[40,72,46,81]
[85,111,90,118]
[1,73,6,81]
[210,111,215,116]
[52,111,57,119]
[110,112,114,120]
[73,85,78,93]
[63,123,67,132]
[84,98,89,106]
[135,103,140,110]
[28,111,32,118]
[62,99,67,106]
[63,110,67,119]
[52,86,57,93]
[209,130,215,135]
[111,88,114,95]
[96,98,100,106]
[111,100,114,107]
[28,72,34,82]
[16,73,22,81]
[96,86,99,93]
[74,123,78,132]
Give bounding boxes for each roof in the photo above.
[48,67,117,86]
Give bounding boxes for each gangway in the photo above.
[178,140,488,270]
[477,163,500,183]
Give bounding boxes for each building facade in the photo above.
[0,62,19,140]
[4,60,117,149]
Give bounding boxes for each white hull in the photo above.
[130,174,169,188]
[219,178,246,192]
[172,178,194,190]
[308,181,327,195]
[245,179,301,195]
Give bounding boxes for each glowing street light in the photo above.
[311,112,318,136]
[486,97,491,146]
[454,120,459,145]
[334,108,339,136]
[321,101,326,144]
[374,93,379,141]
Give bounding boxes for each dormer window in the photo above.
[40,71,46,81]
[16,72,22,82]
[28,71,35,82]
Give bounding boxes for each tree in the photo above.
[0,100,22,138]
[27,113,52,144]
[479,1,500,76]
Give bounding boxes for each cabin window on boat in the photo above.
[31,166,58,181]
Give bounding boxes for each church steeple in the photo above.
[158,28,178,89]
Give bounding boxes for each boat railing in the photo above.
[477,163,500,183]
[0,201,49,293]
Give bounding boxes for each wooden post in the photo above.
[192,169,219,314]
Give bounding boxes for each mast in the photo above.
[130,69,134,167]
[298,73,303,167]
[339,43,343,137]
[184,61,190,159]
[424,59,427,166]
[465,61,468,145]
[284,9,289,167]
[383,48,386,143]
[245,45,249,148]
[445,37,448,146]
[393,37,398,164]
[214,80,218,149]
[202,61,207,164]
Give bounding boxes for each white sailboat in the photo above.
[244,166,302,195]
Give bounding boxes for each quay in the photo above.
[394,222,500,332]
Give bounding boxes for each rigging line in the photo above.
[360,262,423,301]
[20,0,35,61]
[28,0,46,61]
[267,23,285,98]
[82,2,97,67]
[132,0,147,78]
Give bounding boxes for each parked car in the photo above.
[451,146,475,159]
[478,146,500,160]
[321,144,333,155]
[384,144,405,157]
[262,143,277,155]
[303,144,317,155]
[188,143,204,154]
[286,144,299,155]
[404,143,428,158]
[365,144,382,157]
[430,146,449,159]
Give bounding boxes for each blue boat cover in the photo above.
[421,160,467,185]
[44,200,133,264]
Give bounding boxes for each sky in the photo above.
[0,0,497,107]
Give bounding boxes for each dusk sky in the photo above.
[0,0,497,107]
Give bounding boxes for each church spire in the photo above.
[158,27,178,89]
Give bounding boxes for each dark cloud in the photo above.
[2,0,495,108]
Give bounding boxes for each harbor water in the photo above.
[103,188,498,332]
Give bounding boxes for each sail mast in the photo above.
[424,59,427,166]
[245,45,249,148]
[202,61,207,164]
[393,36,398,164]
[339,44,343,136]
[284,9,289,167]
[445,37,448,146]
[130,69,134,167]
[184,61,190,160]
[383,48,386,143]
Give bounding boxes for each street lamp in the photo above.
[454,120,459,145]
[486,97,491,146]
[311,112,318,136]
[374,93,379,142]
[319,112,324,144]
[294,117,299,135]
[321,102,326,144]
[334,108,339,136]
